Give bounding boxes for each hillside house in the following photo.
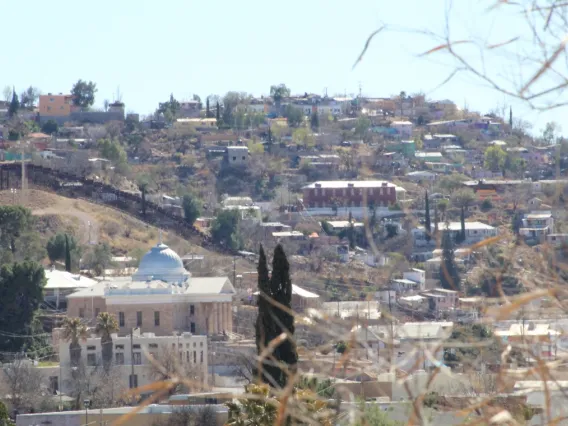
[520,211,554,242]
[412,221,498,247]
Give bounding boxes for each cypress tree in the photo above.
[255,245,275,383]
[8,88,19,118]
[216,102,220,124]
[509,106,513,128]
[459,206,466,243]
[269,244,297,387]
[206,97,211,118]
[434,202,439,235]
[424,191,431,242]
[64,234,72,272]
[439,230,460,291]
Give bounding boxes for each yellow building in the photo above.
[39,93,74,116]
[175,118,217,130]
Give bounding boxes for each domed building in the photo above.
[132,243,191,283]
[67,240,235,337]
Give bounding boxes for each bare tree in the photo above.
[0,358,47,413]
[2,86,11,103]
[148,346,204,394]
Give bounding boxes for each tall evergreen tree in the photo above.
[424,191,431,242]
[460,206,466,243]
[8,88,19,118]
[269,244,297,387]
[439,230,461,291]
[509,106,513,128]
[255,244,297,388]
[216,102,221,124]
[255,245,277,384]
[64,235,71,272]
[206,97,211,118]
[434,202,439,235]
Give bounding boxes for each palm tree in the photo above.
[95,312,119,372]
[61,317,89,369]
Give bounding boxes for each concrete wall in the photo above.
[38,110,124,125]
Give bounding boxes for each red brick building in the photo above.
[302,180,398,208]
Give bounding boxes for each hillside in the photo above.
[0,189,214,259]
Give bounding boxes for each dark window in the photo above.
[133,352,142,365]
[190,322,196,333]
[129,374,138,388]
[133,344,141,349]
[190,305,195,315]
[136,311,142,327]
[119,312,125,327]
[200,351,204,363]
[115,344,124,350]
[154,311,160,326]
[79,308,85,318]
[87,354,97,366]
[115,353,124,365]
[232,156,236,161]
[193,351,196,363]
[94,308,100,318]
[149,343,158,349]
[49,376,58,394]
[87,346,96,351]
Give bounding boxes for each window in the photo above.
[49,376,58,394]
[115,353,124,365]
[87,346,96,351]
[200,341,204,347]
[200,351,204,363]
[47,106,52,111]
[242,156,246,160]
[193,351,196,363]
[119,312,125,327]
[87,354,97,366]
[136,311,142,327]
[154,311,160,326]
[232,156,236,161]
[133,352,142,365]
[79,308,85,318]
[129,375,138,389]
[187,352,190,362]
[49,97,54,102]
[190,322,196,333]
[133,344,141,349]
[95,308,100,318]
[149,343,158,349]
[115,344,124,350]
[190,305,195,315]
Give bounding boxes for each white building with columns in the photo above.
[65,240,236,337]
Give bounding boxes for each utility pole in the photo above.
[130,328,135,388]
[233,257,237,289]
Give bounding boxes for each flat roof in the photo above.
[415,221,495,231]
[303,180,396,189]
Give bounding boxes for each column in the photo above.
[212,303,219,334]
[218,303,224,333]
[207,304,214,335]
[220,303,225,334]
[225,302,233,333]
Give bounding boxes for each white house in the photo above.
[391,120,413,138]
[43,269,97,310]
[226,146,249,167]
[519,211,554,242]
[406,171,437,183]
[412,221,498,247]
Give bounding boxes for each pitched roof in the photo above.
[44,269,97,290]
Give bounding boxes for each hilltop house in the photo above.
[519,211,554,242]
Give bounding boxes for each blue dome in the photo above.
[132,243,190,283]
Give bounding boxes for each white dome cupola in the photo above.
[132,236,190,284]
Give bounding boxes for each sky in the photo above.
[1,0,566,135]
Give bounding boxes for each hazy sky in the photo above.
[2,0,565,134]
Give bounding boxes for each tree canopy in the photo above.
[71,79,97,108]
[269,84,291,104]
[41,119,59,135]
[0,261,46,353]
[439,230,461,291]
[182,194,201,226]
[211,209,242,250]
[282,105,304,127]
[46,233,79,265]
[484,145,507,172]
